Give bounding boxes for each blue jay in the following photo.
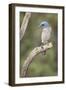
[40,21,52,54]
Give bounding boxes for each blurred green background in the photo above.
[20,12,58,77]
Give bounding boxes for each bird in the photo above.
[40,21,52,54]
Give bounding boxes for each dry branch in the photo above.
[21,42,53,77]
[20,12,31,40]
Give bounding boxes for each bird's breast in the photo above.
[41,27,51,44]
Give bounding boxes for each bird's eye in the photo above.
[42,24,44,26]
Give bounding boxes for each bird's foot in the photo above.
[41,46,46,55]
[47,43,49,46]
[41,45,44,49]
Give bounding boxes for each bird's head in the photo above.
[40,21,49,29]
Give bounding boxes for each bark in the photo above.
[20,12,31,40]
[21,42,53,77]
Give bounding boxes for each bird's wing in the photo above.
[41,27,52,44]
[41,30,48,44]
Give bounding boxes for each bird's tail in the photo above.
[42,50,46,55]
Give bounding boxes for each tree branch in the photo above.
[21,42,53,77]
[20,12,31,40]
